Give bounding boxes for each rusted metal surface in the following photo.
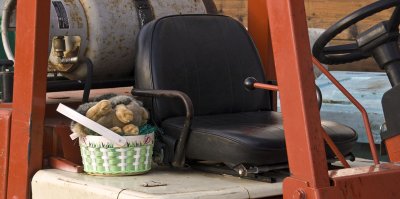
[266,0,330,191]
[312,57,380,165]
[0,109,11,199]
[6,0,51,198]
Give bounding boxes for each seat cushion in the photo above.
[162,111,357,166]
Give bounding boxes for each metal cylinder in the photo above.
[47,0,215,80]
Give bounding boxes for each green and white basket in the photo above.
[79,133,154,175]
[56,103,155,176]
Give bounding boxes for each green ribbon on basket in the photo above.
[139,124,157,135]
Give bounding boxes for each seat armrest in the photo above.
[131,88,194,167]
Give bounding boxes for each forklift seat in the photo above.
[134,15,358,167]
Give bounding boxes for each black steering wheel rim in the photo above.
[313,0,400,65]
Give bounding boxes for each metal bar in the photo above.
[6,0,51,198]
[321,128,350,168]
[254,83,279,91]
[266,0,331,190]
[312,57,380,165]
[132,89,194,167]
[0,109,11,199]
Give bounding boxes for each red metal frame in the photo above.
[5,0,50,198]
[266,0,331,190]
[0,0,400,198]
[263,1,400,198]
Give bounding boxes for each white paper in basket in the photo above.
[56,103,127,147]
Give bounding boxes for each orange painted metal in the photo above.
[384,136,400,162]
[254,82,279,91]
[266,0,330,191]
[327,163,400,199]
[284,163,400,199]
[6,0,51,198]
[321,128,350,168]
[312,57,380,165]
[248,0,276,81]
[248,0,277,110]
[0,109,11,199]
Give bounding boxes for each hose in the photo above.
[2,0,16,61]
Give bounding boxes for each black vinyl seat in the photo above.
[134,15,357,167]
[162,112,357,166]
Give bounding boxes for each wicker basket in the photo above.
[79,133,154,176]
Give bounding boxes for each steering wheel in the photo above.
[313,0,400,65]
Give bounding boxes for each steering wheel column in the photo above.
[356,6,400,86]
[373,40,400,86]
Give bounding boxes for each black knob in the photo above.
[244,77,257,91]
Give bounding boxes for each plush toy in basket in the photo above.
[59,94,156,176]
[71,93,150,137]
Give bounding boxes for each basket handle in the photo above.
[56,103,127,147]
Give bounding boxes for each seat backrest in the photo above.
[135,15,271,122]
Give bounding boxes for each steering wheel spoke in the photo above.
[388,6,400,31]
